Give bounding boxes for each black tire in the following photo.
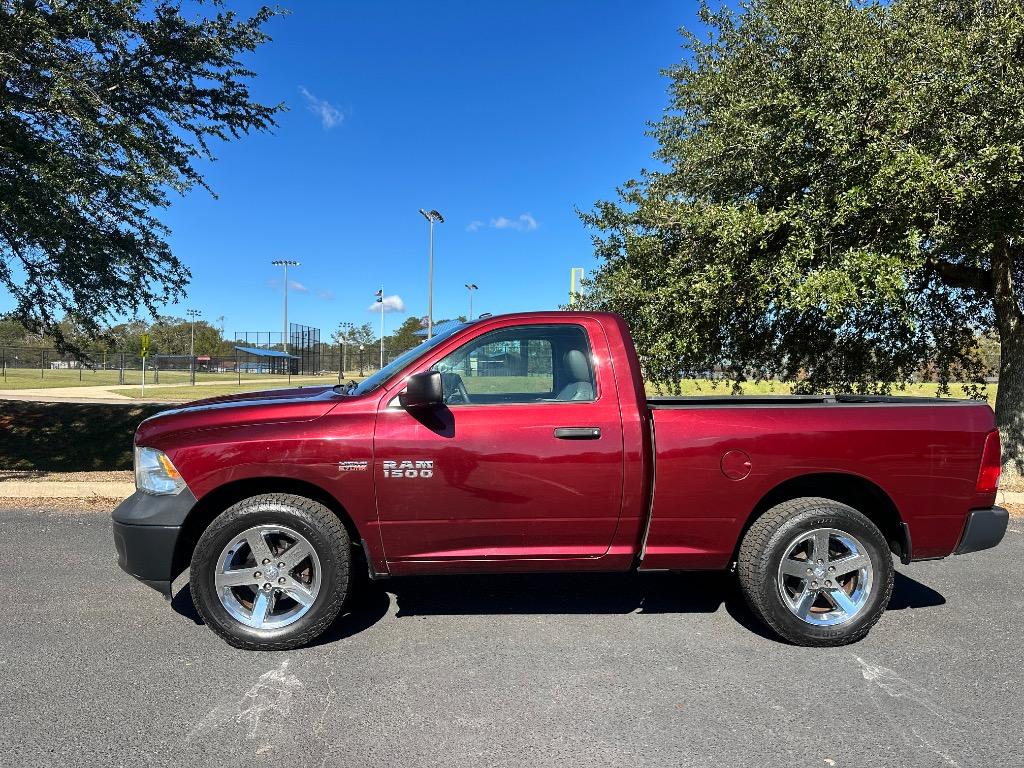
[190,493,351,650]
[737,496,894,647]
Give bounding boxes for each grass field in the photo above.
[0,401,167,471]
[115,376,346,401]
[0,360,998,407]
[646,379,997,406]
[0,379,1003,473]
[113,375,997,405]
[0,367,274,389]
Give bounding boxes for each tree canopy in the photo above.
[385,315,428,355]
[0,0,283,348]
[580,0,1024,484]
[331,322,376,348]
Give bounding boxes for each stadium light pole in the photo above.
[338,321,353,381]
[569,267,585,307]
[271,260,300,356]
[186,309,201,359]
[418,209,444,338]
[465,283,478,320]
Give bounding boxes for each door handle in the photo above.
[554,427,601,440]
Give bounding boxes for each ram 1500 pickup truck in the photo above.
[112,312,1008,650]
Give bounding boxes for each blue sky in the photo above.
[14,1,704,339]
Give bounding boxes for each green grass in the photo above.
[464,375,554,395]
[115,376,358,401]
[0,367,268,389]
[646,379,997,406]
[120,376,998,405]
[0,367,134,388]
[0,378,997,473]
[0,400,167,471]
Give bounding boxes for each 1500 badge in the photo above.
[382,460,434,479]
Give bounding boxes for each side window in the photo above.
[432,324,596,405]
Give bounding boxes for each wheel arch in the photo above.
[171,477,362,582]
[735,472,908,563]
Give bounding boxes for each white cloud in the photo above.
[289,280,309,293]
[368,294,405,313]
[317,289,335,301]
[467,213,539,232]
[299,86,344,129]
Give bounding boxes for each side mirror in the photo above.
[400,370,443,409]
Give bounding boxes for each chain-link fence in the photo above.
[0,345,402,389]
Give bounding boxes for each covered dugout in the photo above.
[233,345,299,375]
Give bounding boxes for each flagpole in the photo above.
[379,284,384,370]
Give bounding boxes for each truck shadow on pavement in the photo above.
[172,568,945,646]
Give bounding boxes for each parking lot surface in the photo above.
[3,507,1022,768]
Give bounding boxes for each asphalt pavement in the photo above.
[3,506,1022,768]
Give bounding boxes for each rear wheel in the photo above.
[190,493,351,650]
[737,497,894,646]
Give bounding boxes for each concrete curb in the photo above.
[0,481,134,500]
[998,490,1024,507]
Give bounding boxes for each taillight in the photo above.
[976,430,1001,494]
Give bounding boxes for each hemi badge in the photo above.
[338,461,369,472]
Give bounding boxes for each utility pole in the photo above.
[418,209,444,338]
[465,283,478,320]
[271,260,300,356]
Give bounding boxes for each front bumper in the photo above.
[112,488,197,596]
[955,506,1009,556]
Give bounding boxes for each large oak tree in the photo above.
[581,0,1024,487]
[0,0,283,348]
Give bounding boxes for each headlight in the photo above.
[134,447,187,496]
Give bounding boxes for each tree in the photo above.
[580,0,1024,487]
[0,317,31,347]
[103,319,149,354]
[331,322,375,346]
[384,316,427,355]
[0,0,284,349]
[146,315,222,356]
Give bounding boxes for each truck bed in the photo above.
[640,396,997,571]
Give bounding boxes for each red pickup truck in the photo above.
[113,311,1007,650]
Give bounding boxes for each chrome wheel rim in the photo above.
[777,527,873,627]
[215,524,321,630]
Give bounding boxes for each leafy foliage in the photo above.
[0,0,284,348]
[581,0,1024,481]
[385,315,428,355]
[146,315,226,356]
[331,322,376,347]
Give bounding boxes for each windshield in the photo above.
[342,322,469,396]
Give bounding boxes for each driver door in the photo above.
[373,320,624,570]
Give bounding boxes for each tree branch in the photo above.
[925,258,992,295]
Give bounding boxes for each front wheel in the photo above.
[190,493,351,650]
[737,497,894,646]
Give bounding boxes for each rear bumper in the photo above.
[111,488,197,596]
[955,506,1009,556]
